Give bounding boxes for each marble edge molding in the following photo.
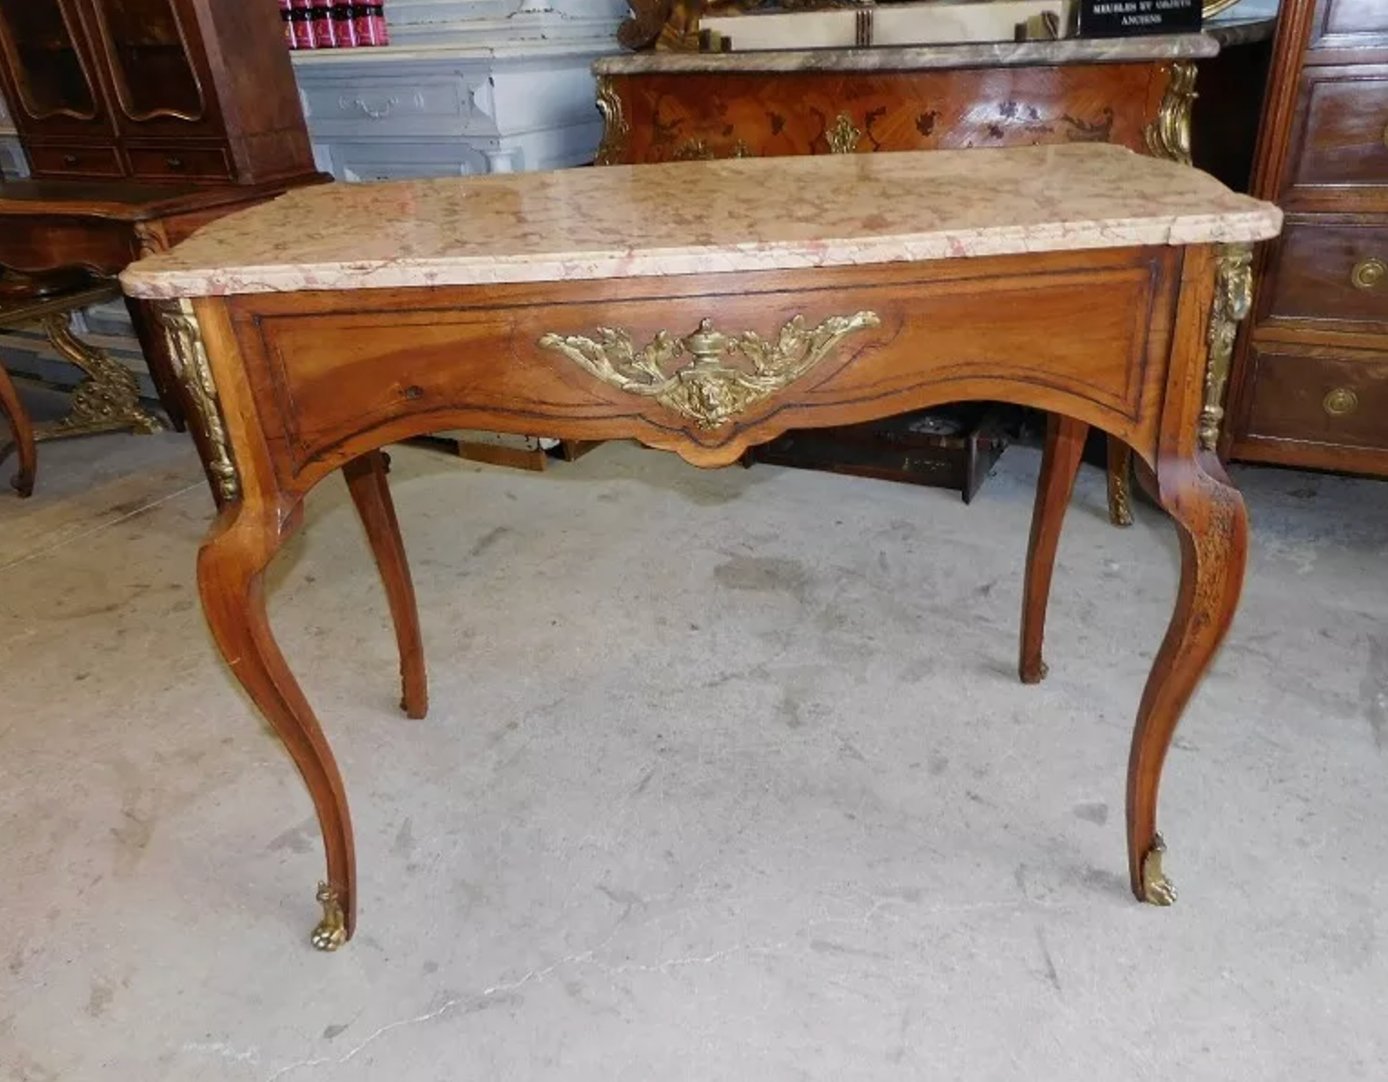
[591,34,1221,75]
[1204,16,1278,47]
[120,207,1283,300]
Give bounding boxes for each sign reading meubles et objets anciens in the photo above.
[1078,0,1201,36]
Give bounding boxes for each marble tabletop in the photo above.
[120,144,1281,300]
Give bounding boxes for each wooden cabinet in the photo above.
[1225,0,1388,474]
[0,0,314,185]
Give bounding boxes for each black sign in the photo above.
[1077,0,1201,37]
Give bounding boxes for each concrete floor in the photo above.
[2,395,1386,1081]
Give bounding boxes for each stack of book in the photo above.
[281,0,391,50]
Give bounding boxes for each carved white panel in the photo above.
[291,2,620,183]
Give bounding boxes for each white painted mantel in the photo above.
[291,0,626,181]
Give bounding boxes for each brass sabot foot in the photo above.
[1141,833,1178,906]
[311,882,347,951]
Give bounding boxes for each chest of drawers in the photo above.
[1225,0,1388,473]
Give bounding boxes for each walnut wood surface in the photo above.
[1225,0,1388,474]
[1020,413,1088,685]
[343,450,428,720]
[0,361,37,497]
[186,240,1248,946]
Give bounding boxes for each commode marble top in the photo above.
[590,18,1275,74]
[120,144,1281,299]
[593,33,1218,75]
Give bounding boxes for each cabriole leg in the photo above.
[343,449,428,719]
[0,363,37,497]
[1126,454,1248,905]
[198,501,357,949]
[1020,413,1088,684]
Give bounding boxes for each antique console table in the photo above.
[0,178,329,493]
[121,144,1281,950]
[593,18,1276,520]
[0,279,159,497]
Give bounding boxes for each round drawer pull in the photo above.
[166,156,185,170]
[1323,387,1359,417]
[62,154,79,166]
[1351,257,1385,290]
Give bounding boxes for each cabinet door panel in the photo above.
[85,0,223,138]
[0,0,112,135]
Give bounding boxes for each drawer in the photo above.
[1311,0,1388,44]
[26,142,124,179]
[296,75,487,139]
[125,143,233,182]
[1290,67,1388,193]
[1264,221,1388,325]
[1245,345,1388,451]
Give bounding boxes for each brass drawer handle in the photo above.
[1323,387,1359,416]
[1352,257,1385,290]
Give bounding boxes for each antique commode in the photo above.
[120,144,1281,949]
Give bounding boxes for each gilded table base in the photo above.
[33,311,164,443]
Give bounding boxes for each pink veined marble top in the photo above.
[119,144,1282,299]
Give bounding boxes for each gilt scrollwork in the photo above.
[1144,61,1197,166]
[827,112,863,155]
[39,313,164,440]
[538,312,880,429]
[1198,243,1253,452]
[594,76,630,166]
[158,299,240,501]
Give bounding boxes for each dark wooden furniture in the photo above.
[0,178,328,489]
[0,0,325,477]
[594,24,1275,520]
[0,356,35,496]
[120,145,1278,950]
[0,279,161,495]
[0,0,314,186]
[1223,0,1388,474]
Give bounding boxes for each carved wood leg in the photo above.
[342,449,428,719]
[199,501,357,949]
[1106,437,1134,527]
[1126,454,1248,906]
[0,363,37,497]
[1020,413,1089,684]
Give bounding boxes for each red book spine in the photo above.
[332,4,358,47]
[311,0,336,46]
[354,3,389,45]
[291,0,315,49]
